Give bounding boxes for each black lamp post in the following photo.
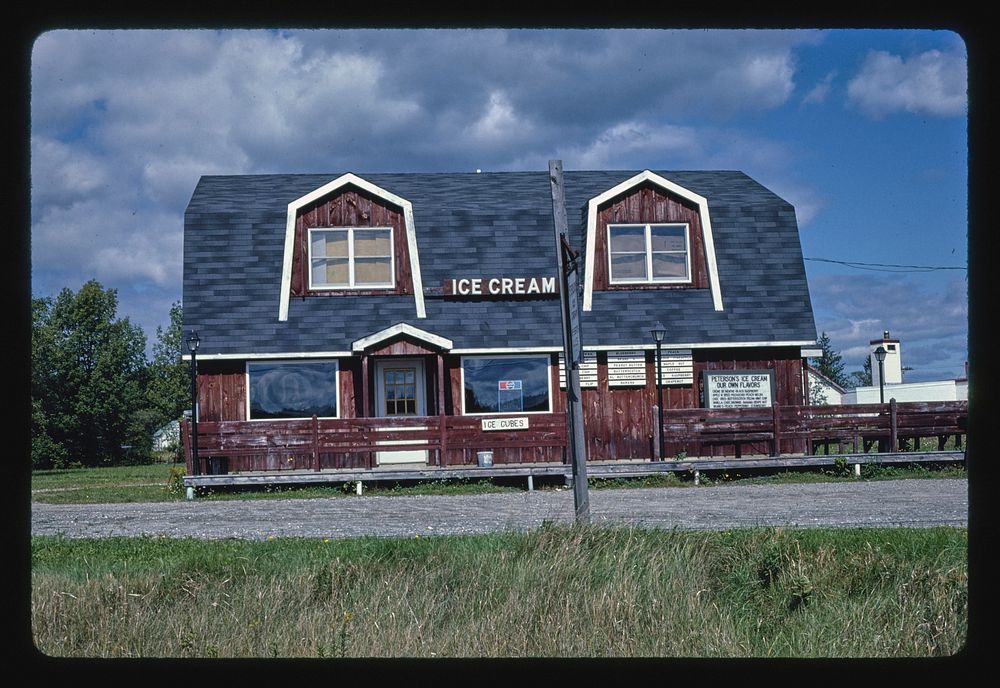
[873,345,887,404]
[187,331,201,476]
[651,321,667,461]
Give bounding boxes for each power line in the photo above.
[804,257,967,273]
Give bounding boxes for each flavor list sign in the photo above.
[657,348,693,385]
[703,370,774,408]
[607,349,646,387]
[558,351,598,389]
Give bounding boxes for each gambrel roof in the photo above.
[183,170,817,356]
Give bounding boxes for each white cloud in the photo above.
[465,90,532,146]
[802,71,836,106]
[30,136,112,210]
[847,49,967,118]
[552,121,703,170]
[809,275,968,381]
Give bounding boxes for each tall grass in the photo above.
[31,525,967,658]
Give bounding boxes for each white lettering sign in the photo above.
[608,349,647,387]
[558,351,597,389]
[446,277,556,296]
[704,371,774,408]
[481,417,530,431]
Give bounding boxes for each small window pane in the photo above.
[652,253,688,279]
[354,257,392,285]
[311,231,348,258]
[312,258,349,286]
[610,253,647,281]
[650,225,687,252]
[609,226,646,253]
[354,229,392,257]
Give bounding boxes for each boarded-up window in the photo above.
[309,227,394,289]
[608,223,690,284]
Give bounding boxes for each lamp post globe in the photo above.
[874,345,887,404]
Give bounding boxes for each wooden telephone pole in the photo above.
[548,160,589,522]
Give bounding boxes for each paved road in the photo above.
[30,479,967,540]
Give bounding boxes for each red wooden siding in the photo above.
[195,347,805,459]
[289,187,413,297]
[197,360,247,422]
[367,339,438,357]
[593,181,709,291]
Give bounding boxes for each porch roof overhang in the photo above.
[351,323,454,353]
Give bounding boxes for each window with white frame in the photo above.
[461,355,551,415]
[247,360,339,420]
[309,227,394,289]
[607,223,690,284]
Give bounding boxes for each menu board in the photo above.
[607,350,647,387]
[657,348,693,385]
[558,351,598,388]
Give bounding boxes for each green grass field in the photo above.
[31,525,967,658]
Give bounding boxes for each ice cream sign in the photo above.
[703,370,775,409]
[444,277,557,297]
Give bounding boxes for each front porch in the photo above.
[180,399,967,492]
[180,450,966,493]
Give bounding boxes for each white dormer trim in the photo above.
[582,170,723,312]
[278,173,426,321]
[351,323,453,353]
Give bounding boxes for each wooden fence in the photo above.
[182,413,569,475]
[656,400,967,458]
[183,400,966,475]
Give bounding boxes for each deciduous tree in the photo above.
[145,301,188,430]
[31,281,149,468]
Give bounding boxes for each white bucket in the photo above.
[476,450,494,467]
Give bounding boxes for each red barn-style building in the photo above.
[182,169,821,472]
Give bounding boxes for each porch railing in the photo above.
[182,400,967,474]
[181,413,569,475]
[655,400,967,458]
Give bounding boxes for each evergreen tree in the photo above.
[31,281,150,468]
[810,332,849,388]
[849,357,873,387]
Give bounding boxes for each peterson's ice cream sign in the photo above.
[703,370,775,409]
[444,276,557,297]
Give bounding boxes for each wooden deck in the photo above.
[182,449,966,491]
[181,400,966,491]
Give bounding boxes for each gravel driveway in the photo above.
[30,478,968,540]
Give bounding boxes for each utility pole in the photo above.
[549,160,589,523]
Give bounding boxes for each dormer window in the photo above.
[608,223,690,284]
[308,226,394,290]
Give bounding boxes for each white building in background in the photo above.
[805,365,848,405]
[813,330,968,405]
[152,420,180,450]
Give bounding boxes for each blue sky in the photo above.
[29,28,968,382]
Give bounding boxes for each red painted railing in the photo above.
[182,400,967,474]
[182,413,569,475]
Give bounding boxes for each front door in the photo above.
[374,359,428,464]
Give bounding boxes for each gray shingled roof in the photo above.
[183,170,817,355]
